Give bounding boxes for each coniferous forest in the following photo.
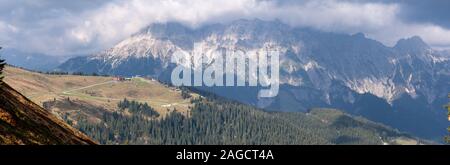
[73,97,412,145]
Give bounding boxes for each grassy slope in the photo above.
[3,66,193,123]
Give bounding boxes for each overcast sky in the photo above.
[0,0,449,55]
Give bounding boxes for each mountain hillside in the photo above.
[2,66,194,123]
[3,66,426,145]
[0,82,96,145]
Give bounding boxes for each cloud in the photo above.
[70,0,400,42]
[68,0,265,53]
[1,0,450,55]
[0,21,19,37]
[393,0,450,29]
[0,0,111,55]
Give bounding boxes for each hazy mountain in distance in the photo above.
[0,48,73,71]
[59,19,450,141]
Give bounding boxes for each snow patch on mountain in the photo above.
[90,34,179,68]
[302,60,323,71]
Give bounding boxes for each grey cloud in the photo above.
[0,0,112,55]
[0,0,450,55]
[398,0,450,29]
[341,0,450,29]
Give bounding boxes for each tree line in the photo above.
[118,98,160,118]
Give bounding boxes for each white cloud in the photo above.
[68,0,264,51]
[0,21,19,45]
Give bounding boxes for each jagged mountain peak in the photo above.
[352,32,366,38]
[94,19,295,61]
[394,36,430,52]
[139,22,194,38]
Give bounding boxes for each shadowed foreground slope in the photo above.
[0,82,96,145]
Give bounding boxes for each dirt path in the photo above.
[62,80,116,94]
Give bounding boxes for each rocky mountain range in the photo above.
[59,19,450,141]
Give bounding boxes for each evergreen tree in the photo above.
[445,94,450,144]
[181,88,191,99]
[0,47,6,82]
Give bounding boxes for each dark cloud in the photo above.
[398,0,450,29]
[0,0,110,26]
[346,0,450,28]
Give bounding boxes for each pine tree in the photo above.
[445,93,450,144]
[0,47,6,82]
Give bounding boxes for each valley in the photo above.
[3,66,426,145]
